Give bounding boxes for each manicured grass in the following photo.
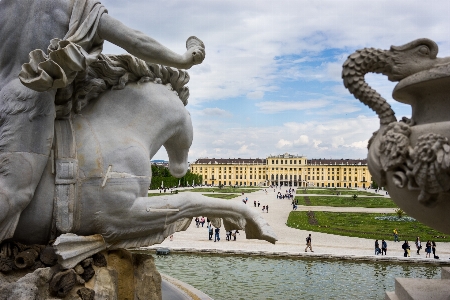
[183,187,260,194]
[148,193,174,197]
[202,193,240,200]
[295,196,398,208]
[296,189,381,196]
[287,211,450,242]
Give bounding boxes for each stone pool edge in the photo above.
[144,247,450,266]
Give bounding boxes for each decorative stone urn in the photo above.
[342,38,450,234]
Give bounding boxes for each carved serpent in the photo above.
[342,38,450,207]
[342,38,447,125]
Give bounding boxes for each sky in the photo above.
[101,0,450,163]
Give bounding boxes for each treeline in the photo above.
[150,164,202,189]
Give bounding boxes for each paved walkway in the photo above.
[146,188,450,263]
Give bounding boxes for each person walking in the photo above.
[415,237,422,255]
[402,241,410,257]
[381,240,387,255]
[305,234,314,252]
[208,224,213,240]
[432,241,438,259]
[375,240,381,255]
[425,240,432,258]
[266,204,269,213]
[214,227,220,242]
[233,230,239,241]
[393,228,399,242]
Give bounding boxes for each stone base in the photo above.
[385,267,450,300]
[0,247,162,300]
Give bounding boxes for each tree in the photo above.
[149,164,202,189]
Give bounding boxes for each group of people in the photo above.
[195,217,206,227]
[374,235,439,259]
[374,239,388,255]
[413,237,438,258]
[253,199,269,212]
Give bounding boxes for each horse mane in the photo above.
[56,54,191,114]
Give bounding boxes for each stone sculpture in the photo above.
[342,38,450,234]
[0,0,277,272]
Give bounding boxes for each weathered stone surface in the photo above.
[15,249,39,269]
[93,252,107,268]
[40,245,58,266]
[133,253,162,300]
[80,264,95,283]
[77,287,95,300]
[74,264,84,275]
[92,268,118,300]
[106,249,134,300]
[50,269,78,297]
[0,257,14,273]
[0,267,54,300]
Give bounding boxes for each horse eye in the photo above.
[419,46,429,55]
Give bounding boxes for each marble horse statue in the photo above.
[0,0,277,268]
[342,38,450,234]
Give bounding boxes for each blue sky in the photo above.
[101,0,450,162]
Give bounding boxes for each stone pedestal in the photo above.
[0,247,162,300]
[385,267,450,300]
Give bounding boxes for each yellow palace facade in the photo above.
[190,153,372,188]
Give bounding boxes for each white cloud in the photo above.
[276,139,293,148]
[294,135,309,146]
[256,99,329,113]
[247,91,265,99]
[198,108,232,118]
[100,0,450,162]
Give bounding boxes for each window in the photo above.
[250,175,252,179]
[290,160,292,164]
[294,160,297,164]
[281,160,283,164]
[332,176,334,180]
[205,175,207,179]
[219,175,221,179]
[355,177,357,181]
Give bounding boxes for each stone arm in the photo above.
[98,14,205,70]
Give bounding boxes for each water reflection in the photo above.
[153,253,440,300]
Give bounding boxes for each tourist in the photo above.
[195,217,200,228]
[415,237,422,255]
[233,230,239,241]
[425,240,432,258]
[432,241,438,259]
[305,234,313,252]
[214,227,220,242]
[208,224,213,240]
[381,240,387,255]
[258,201,260,207]
[402,241,410,257]
[393,228,399,242]
[169,234,173,241]
[375,240,381,255]
[262,205,265,212]
[254,200,257,207]
[226,230,232,241]
[266,204,269,213]
[200,217,205,227]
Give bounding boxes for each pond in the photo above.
[153,253,440,300]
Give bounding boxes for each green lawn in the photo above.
[147,193,174,197]
[182,187,260,194]
[202,193,240,200]
[296,189,381,196]
[287,211,450,242]
[295,196,398,208]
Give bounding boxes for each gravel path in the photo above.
[145,188,450,264]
